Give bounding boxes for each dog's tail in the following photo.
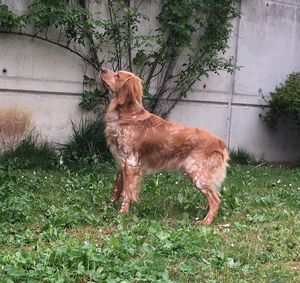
[211,146,229,190]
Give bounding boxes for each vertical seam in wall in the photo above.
[226,0,242,148]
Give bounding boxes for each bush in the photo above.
[0,134,58,169]
[230,148,256,165]
[0,107,32,153]
[263,73,300,129]
[63,117,111,163]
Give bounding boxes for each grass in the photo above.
[0,134,58,169]
[0,162,299,282]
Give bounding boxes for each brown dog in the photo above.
[100,68,229,224]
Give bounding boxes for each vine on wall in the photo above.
[0,0,239,117]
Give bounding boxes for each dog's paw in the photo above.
[195,217,213,225]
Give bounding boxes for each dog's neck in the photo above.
[105,97,145,122]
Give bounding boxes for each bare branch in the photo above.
[144,44,167,91]
[126,0,132,72]
[0,30,102,70]
[78,0,103,70]
[150,50,179,113]
[107,0,121,70]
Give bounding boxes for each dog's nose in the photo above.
[101,67,108,73]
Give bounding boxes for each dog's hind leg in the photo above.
[195,182,221,225]
[111,170,123,203]
[188,171,221,225]
[185,154,226,225]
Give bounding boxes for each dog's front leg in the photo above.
[111,170,123,203]
[120,163,141,213]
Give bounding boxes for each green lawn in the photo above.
[0,162,299,282]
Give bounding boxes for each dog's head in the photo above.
[100,68,143,107]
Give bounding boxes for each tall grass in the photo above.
[0,115,111,169]
[63,116,111,163]
[230,148,257,165]
[0,134,58,169]
[0,107,32,154]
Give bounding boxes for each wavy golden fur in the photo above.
[100,68,229,224]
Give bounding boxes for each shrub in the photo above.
[0,134,58,169]
[263,73,300,129]
[63,117,111,163]
[0,108,32,154]
[230,148,256,165]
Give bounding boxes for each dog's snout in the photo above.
[101,67,108,73]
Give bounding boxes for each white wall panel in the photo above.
[169,101,228,139]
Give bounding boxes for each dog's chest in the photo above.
[105,121,120,142]
[105,111,131,156]
[105,110,121,144]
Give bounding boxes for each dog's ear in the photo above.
[117,76,143,107]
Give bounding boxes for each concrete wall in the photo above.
[0,33,85,144]
[170,0,300,161]
[1,0,300,161]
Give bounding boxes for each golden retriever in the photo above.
[100,68,228,224]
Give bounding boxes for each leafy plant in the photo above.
[0,0,239,117]
[230,148,257,165]
[262,72,300,129]
[0,2,22,30]
[62,116,111,163]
